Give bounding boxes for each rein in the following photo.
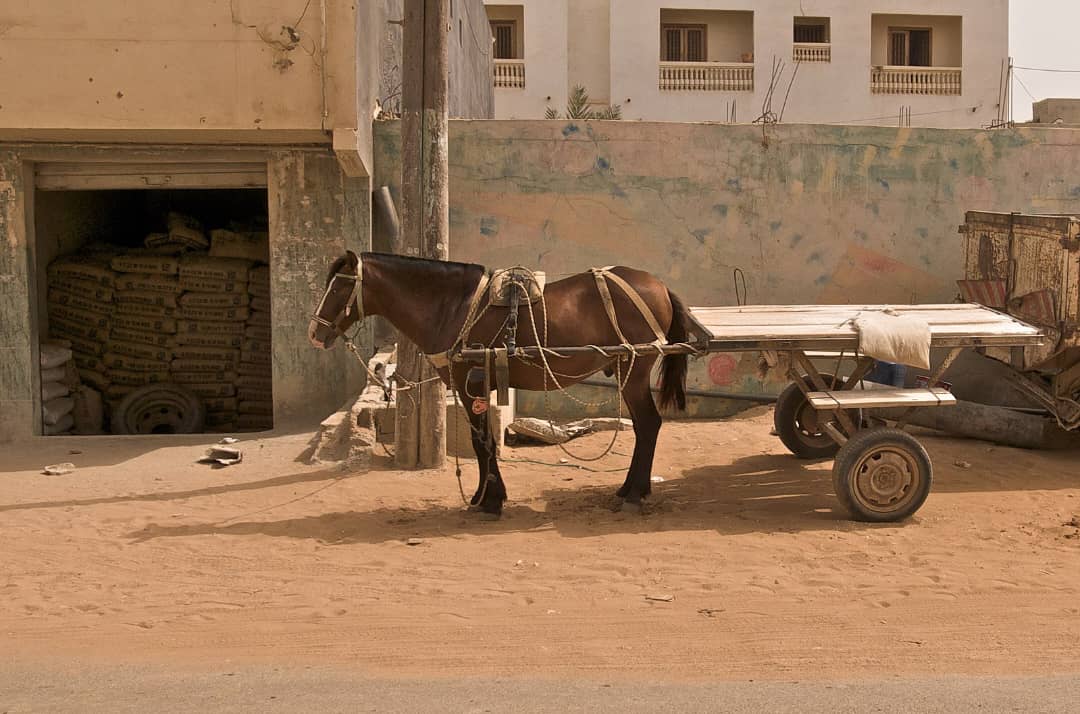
[311,260,364,338]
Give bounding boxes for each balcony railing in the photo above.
[659,62,754,91]
[494,59,525,89]
[793,43,831,63]
[871,66,962,95]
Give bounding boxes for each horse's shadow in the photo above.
[127,453,888,545]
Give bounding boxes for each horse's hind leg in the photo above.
[615,358,662,507]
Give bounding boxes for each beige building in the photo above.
[0,0,492,441]
[484,0,1008,128]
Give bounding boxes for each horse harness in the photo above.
[312,260,364,335]
[426,266,667,408]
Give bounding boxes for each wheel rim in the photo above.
[850,444,922,515]
[794,402,831,446]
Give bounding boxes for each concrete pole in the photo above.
[396,0,448,468]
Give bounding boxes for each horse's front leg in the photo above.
[458,388,507,518]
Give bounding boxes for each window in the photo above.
[662,24,707,62]
[889,28,931,66]
[491,20,516,60]
[794,18,830,44]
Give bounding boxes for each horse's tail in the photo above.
[658,289,689,412]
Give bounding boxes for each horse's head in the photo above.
[308,250,363,350]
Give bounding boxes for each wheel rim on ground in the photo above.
[849,444,921,515]
[794,401,832,448]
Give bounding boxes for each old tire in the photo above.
[111,383,205,435]
[773,377,860,460]
[832,428,932,523]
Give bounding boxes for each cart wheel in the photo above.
[773,377,860,460]
[832,428,932,523]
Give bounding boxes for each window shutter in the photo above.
[664,28,682,62]
[492,22,514,59]
[889,31,908,65]
[686,28,705,62]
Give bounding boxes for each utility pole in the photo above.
[396,0,449,468]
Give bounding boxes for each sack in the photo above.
[48,277,114,303]
[178,305,251,322]
[240,350,271,366]
[249,297,271,313]
[109,369,171,387]
[237,389,272,403]
[103,352,171,372]
[202,396,239,412]
[162,213,209,250]
[105,384,137,401]
[48,259,115,287]
[242,338,270,353]
[237,375,273,392]
[44,413,75,435]
[248,280,270,298]
[244,324,272,341]
[72,386,105,435]
[41,380,70,401]
[110,253,180,275]
[43,396,75,425]
[205,412,238,429]
[48,289,112,316]
[112,313,177,334]
[171,370,238,384]
[64,335,105,357]
[237,414,273,431]
[171,358,238,373]
[78,369,110,392]
[114,273,181,295]
[853,311,932,370]
[50,316,109,342]
[172,346,239,363]
[174,332,243,349]
[110,326,175,348]
[115,302,177,320]
[72,352,105,372]
[179,291,249,309]
[179,254,252,282]
[238,361,271,377]
[107,340,172,363]
[41,365,67,382]
[176,319,245,337]
[186,383,236,398]
[40,344,74,369]
[48,304,110,329]
[178,276,247,294]
[239,400,274,416]
[209,229,270,263]
[114,290,179,309]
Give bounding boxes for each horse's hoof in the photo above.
[621,500,643,514]
[615,484,630,498]
[477,511,502,522]
[466,503,483,512]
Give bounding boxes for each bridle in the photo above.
[311,258,363,338]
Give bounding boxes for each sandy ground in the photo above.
[2,408,1080,684]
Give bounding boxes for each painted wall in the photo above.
[373,119,1080,413]
[484,0,1008,128]
[568,0,612,104]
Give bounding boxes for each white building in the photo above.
[483,0,1008,128]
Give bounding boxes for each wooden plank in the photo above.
[807,388,957,410]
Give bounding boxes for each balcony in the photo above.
[494,59,525,89]
[871,66,962,95]
[659,61,753,91]
[793,42,830,63]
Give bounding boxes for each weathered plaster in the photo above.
[0,153,34,439]
[373,120,1080,413]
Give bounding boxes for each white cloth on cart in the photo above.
[853,309,931,370]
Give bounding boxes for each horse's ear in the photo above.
[345,250,359,268]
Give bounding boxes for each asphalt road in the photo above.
[2,664,1077,713]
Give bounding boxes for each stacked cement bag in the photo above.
[46,253,116,395]
[107,252,181,408]
[175,253,251,432]
[39,341,77,435]
[239,264,273,431]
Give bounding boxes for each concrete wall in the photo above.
[373,119,1080,413]
[0,0,360,139]
[1032,99,1080,126]
[484,0,1007,127]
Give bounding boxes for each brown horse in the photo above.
[308,251,688,517]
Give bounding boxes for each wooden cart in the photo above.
[687,304,1042,522]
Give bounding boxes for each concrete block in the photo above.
[367,389,514,457]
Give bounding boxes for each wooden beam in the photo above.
[396,0,448,468]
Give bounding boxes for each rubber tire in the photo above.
[111,383,206,435]
[773,377,860,460]
[832,427,932,523]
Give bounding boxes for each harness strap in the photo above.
[590,267,668,346]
